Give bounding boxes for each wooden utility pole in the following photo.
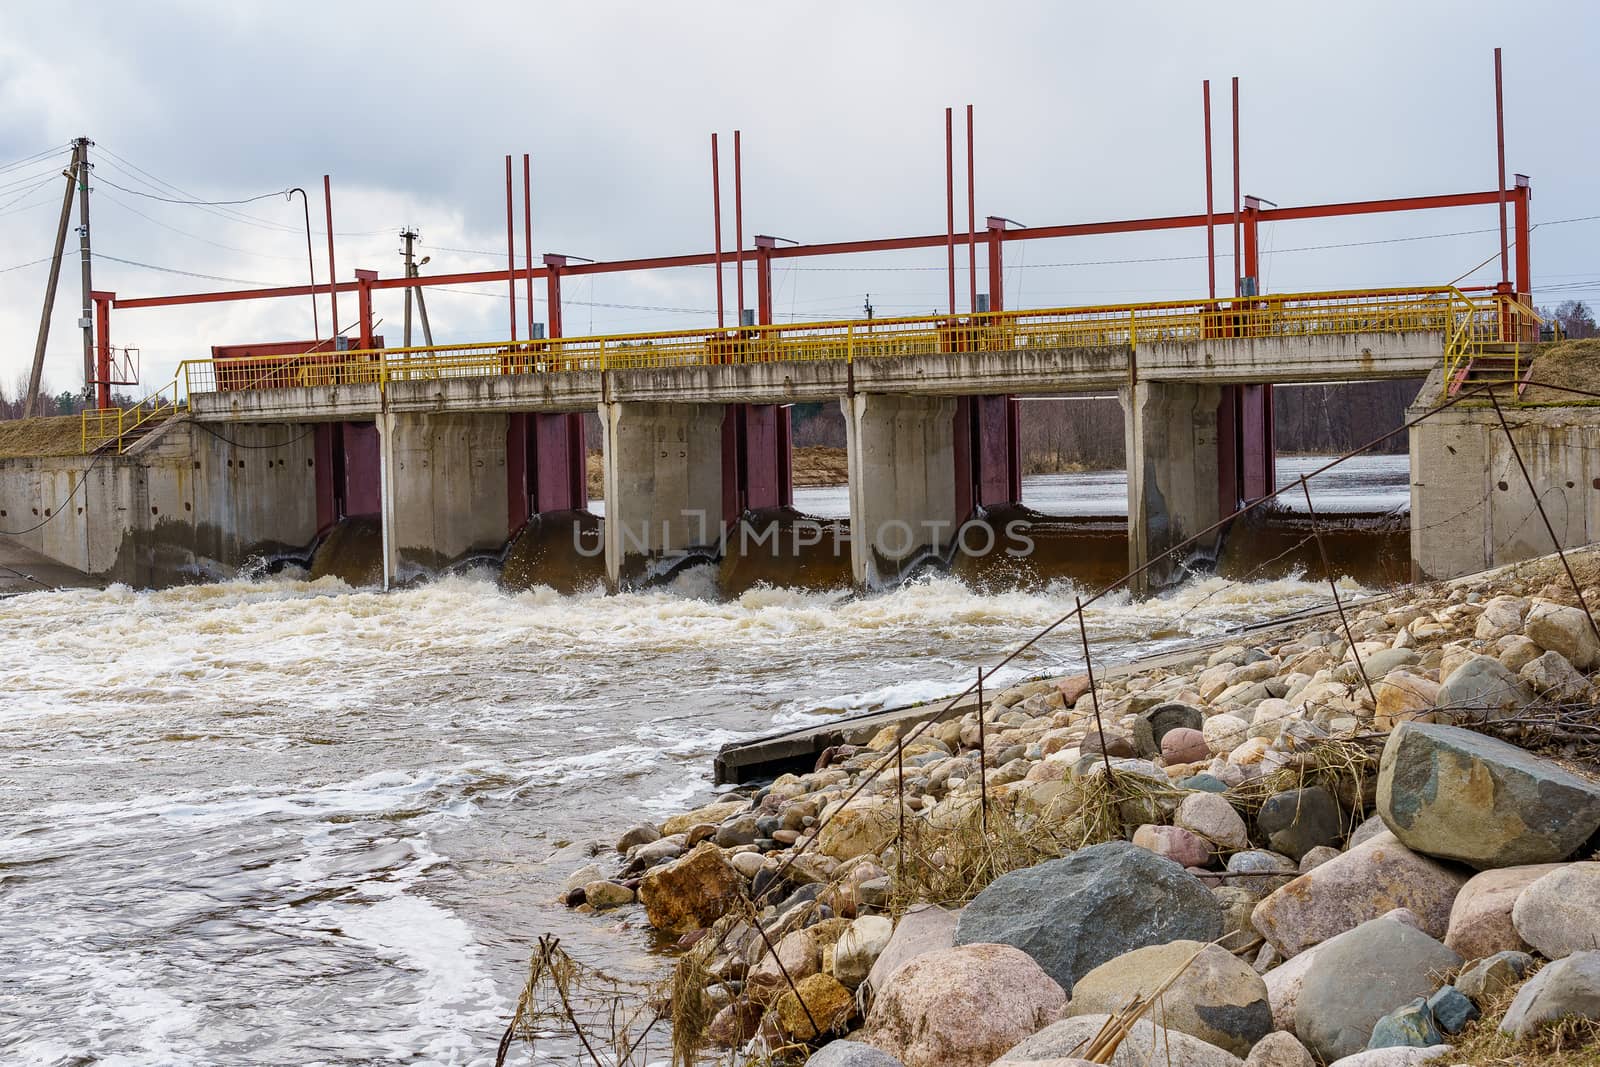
[400,228,418,348]
[24,142,83,418]
[409,250,435,346]
[75,137,94,398]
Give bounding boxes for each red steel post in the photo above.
[711,133,725,329]
[543,254,566,338]
[323,175,339,335]
[945,107,955,317]
[753,235,775,326]
[1231,77,1241,298]
[734,130,744,325]
[1513,179,1532,299]
[523,154,534,338]
[504,155,518,343]
[966,104,977,314]
[1243,197,1261,293]
[1495,47,1509,290]
[93,290,113,409]
[355,269,377,349]
[1203,80,1216,300]
[986,217,1006,312]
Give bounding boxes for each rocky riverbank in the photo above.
[564,547,1600,1066]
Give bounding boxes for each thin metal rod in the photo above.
[976,666,988,833]
[966,104,977,314]
[1495,47,1510,287]
[734,130,744,324]
[1301,475,1377,708]
[945,107,955,316]
[1489,390,1600,644]
[748,901,818,1035]
[711,133,724,330]
[323,175,339,336]
[1203,80,1215,301]
[1075,596,1115,783]
[895,733,906,884]
[1231,77,1241,298]
[504,155,517,343]
[523,153,534,339]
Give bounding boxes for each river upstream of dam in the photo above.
[0,458,1406,1065]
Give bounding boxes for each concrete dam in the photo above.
[2,287,1595,596]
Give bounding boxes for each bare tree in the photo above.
[1537,300,1597,340]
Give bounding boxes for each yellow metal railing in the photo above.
[176,286,1499,405]
[80,375,184,454]
[1439,292,1542,394]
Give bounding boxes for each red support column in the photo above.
[1203,79,1216,301]
[323,175,339,335]
[92,290,114,409]
[945,107,955,317]
[711,133,724,330]
[1241,197,1261,295]
[753,236,775,326]
[1231,77,1241,298]
[504,155,518,343]
[523,154,534,339]
[1494,47,1510,291]
[966,104,977,315]
[355,269,376,349]
[1513,177,1532,304]
[734,130,744,324]
[985,217,1005,311]
[543,254,566,339]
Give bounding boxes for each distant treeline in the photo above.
[791,379,1422,471]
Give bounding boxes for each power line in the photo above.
[93,172,290,207]
[0,255,56,275]
[92,251,288,287]
[0,143,70,176]
[95,188,303,261]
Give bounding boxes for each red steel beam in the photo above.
[110,192,1523,312]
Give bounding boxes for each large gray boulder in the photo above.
[865,904,958,992]
[1066,940,1271,1055]
[1251,832,1468,957]
[1500,950,1600,1040]
[1523,601,1600,670]
[1256,786,1343,862]
[808,1040,906,1067]
[1433,654,1534,718]
[1293,915,1463,1062]
[864,943,1066,1067]
[1377,721,1600,869]
[1511,862,1600,959]
[954,841,1223,991]
[997,1014,1243,1067]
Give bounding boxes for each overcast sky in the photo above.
[0,1,1595,396]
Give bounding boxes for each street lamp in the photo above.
[287,188,319,341]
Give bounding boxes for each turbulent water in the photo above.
[0,458,1403,1065]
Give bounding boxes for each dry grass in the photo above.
[791,447,848,488]
[1443,976,1600,1066]
[1523,337,1600,405]
[0,415,85,458]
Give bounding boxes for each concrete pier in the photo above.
[1122,380,1223,592]
[382,412,509,580]
[843,393,958,587]
[601,401,726,587]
